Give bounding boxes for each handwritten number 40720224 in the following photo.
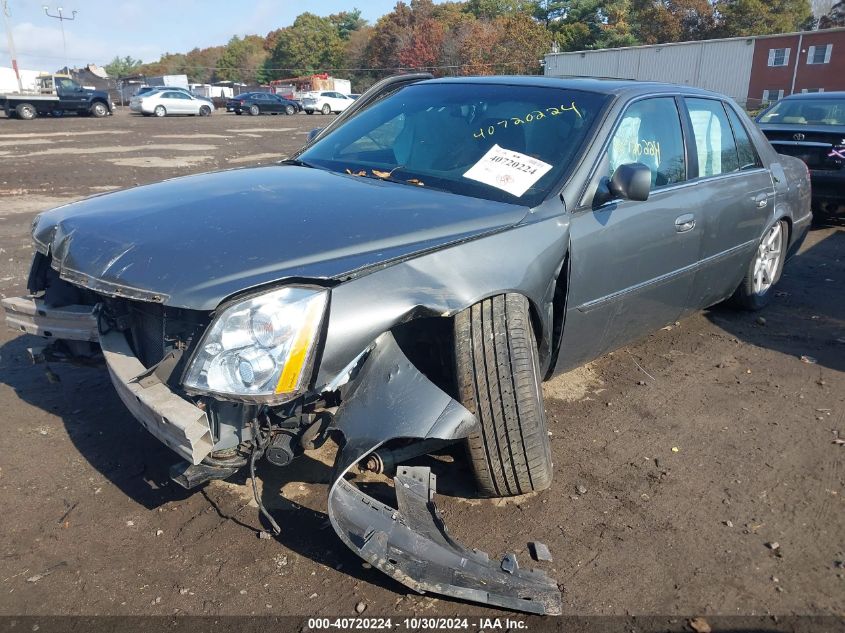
[473,102,582,141]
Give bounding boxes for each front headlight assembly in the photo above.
[183,287,328,403]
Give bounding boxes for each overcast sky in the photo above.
[1,0,403,72]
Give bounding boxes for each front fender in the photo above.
[327,331,562,615]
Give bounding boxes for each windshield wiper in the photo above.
[282,157,316,169]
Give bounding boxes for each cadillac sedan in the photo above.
[2,75,811,615]
[129,89,214,117]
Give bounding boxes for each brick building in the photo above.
[544,27,845,109]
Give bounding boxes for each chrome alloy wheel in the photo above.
[752,223,783,295]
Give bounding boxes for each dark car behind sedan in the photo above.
[756,92,845,218]
[226,92,300,116]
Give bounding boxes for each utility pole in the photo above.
[1,0,23,92]
[42,5,77,74]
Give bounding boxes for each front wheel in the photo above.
[90,102,108,117]
[154,105,167,117]
[730,220,788,310]
[199,105,211,117]
[454,294,553,498]
[321,104,331,115]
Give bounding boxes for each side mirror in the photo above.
[306,128,323,143]
[608,162,651,202]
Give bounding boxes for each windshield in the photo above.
[299,82,609,206]
[758,98,845,126]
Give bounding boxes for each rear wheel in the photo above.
[731,220,787,310]
[249,104,260,116]
[90,101,108,117]
[199,105,211,117]
[321,103,331,115]
[154,105,167,117]
[454,294,553,498]
[15,103,37,120]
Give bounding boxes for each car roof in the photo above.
[423,75,725,99]
[780,91,845,100]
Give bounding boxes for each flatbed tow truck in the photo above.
[1,74,113,120]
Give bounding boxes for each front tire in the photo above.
[321,104,331,115]
[199,105,211,117]
[731,220,788,311]
[454,294,553,498]
[154,105,167,117]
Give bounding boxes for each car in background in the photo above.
[136,86,213,104]
[226,92,300,116]
[349,93,361,100]
[129,90,214,117]
[756,92,845,219]
[302,90,354,115]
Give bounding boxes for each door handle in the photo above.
[753,193,768,208]
[675,214,695,233]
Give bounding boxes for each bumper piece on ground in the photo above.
[327,331,562,614]
[331,466,562,615]
[1,297,97,341]
[99,330,213,465]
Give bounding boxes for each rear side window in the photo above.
[607,97,686,189]
[725,105,762,170]
[685,98,740,177]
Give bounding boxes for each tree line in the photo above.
[104,0,845,90]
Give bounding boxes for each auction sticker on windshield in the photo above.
[463,144,553,197]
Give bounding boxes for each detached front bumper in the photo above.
[2,297,214,465]
[3,298,562,615]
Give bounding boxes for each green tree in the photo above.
[216,35,268,83]
[329,9,367,39]
[104,55,143,77]
[714,0,812,36]
[819,0,845,27]
[264,13,345,80]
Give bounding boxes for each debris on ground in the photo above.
[355,601,367,614]
[576,483,588,495]
[529,542,554,562]
[689,617,712,633]
[800,355,818,364]
[766,541,780,551]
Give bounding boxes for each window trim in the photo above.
[575,93,690,211]
[767,47,790,67]
[723,102,764,171]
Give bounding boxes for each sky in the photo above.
[0,0,405,72]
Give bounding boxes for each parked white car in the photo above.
[130,90,214,117]
[302,91,354,115]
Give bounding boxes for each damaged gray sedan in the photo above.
[2,75,812,614]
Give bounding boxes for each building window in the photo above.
[801,88,825,93]
[762,89,784,104]
[767,48,790,67]
[807,44,832,64]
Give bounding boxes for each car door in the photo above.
[56,78,84,111]
[557,96,702,370]
[682,98,775,310]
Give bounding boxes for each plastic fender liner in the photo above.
[327,331,562,615]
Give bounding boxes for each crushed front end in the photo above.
[3,250,562,616]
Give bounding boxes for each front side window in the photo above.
[685,98,740,177]
[607,97,686,189]
[299,82,610,206]
[768,48,790,67]
[808,44,832,64]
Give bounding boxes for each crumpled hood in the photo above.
[33,165,528,310]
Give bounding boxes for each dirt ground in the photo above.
[0,109,843,622]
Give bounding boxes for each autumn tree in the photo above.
[215,35,268,83]
[629,0,716,44]
[713,0,813,36]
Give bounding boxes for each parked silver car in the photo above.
[129,90,214,117]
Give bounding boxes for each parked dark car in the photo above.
[756,91,845,219]
[226,92,299,115]
[2,75,811,615]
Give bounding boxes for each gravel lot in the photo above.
[0,109,843,621]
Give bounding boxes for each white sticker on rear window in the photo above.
[463,144,553,197]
